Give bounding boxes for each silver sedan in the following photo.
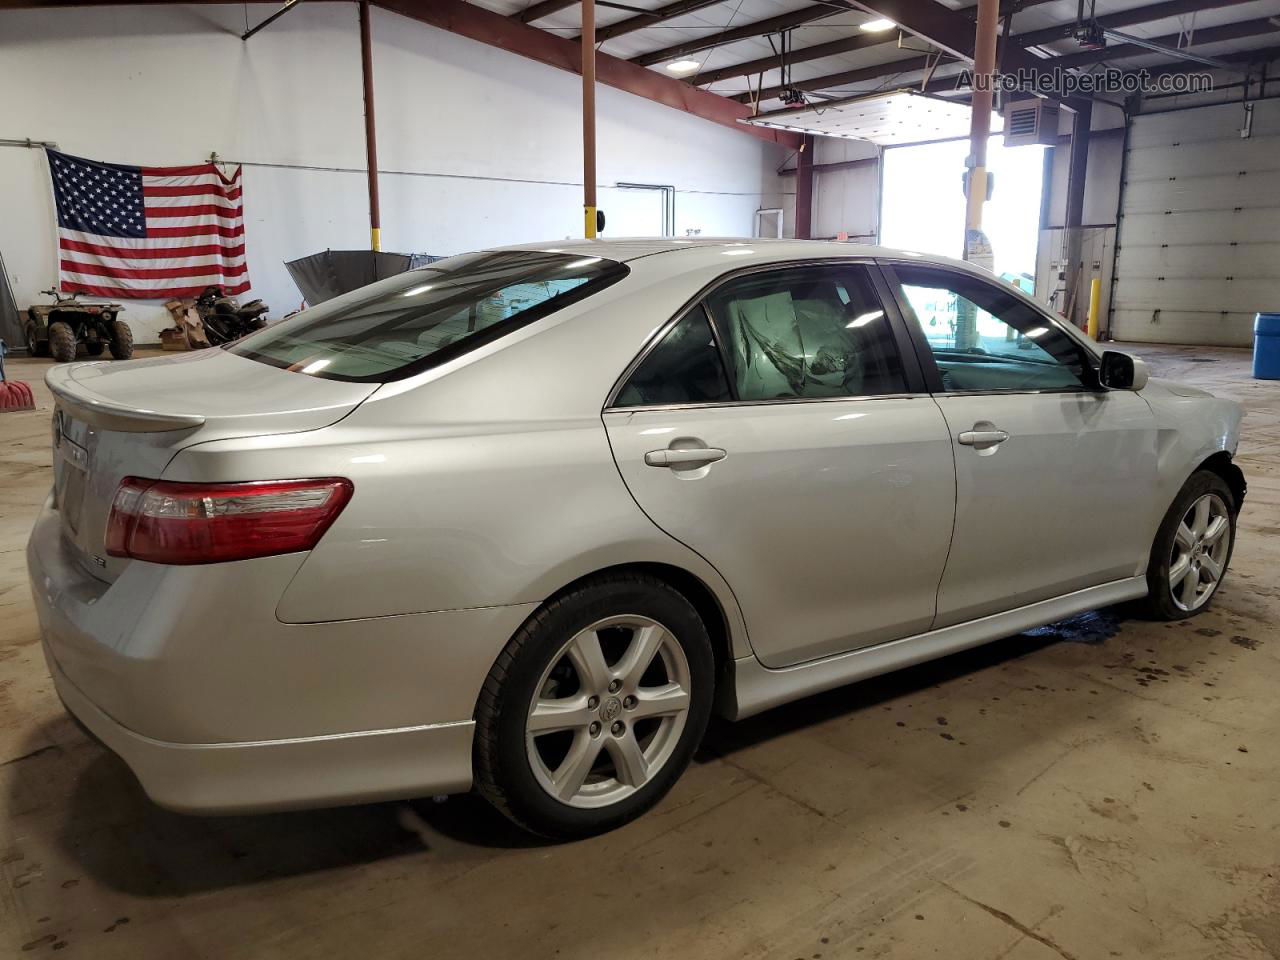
[28,239,1245,837]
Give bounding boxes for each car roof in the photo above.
[484,237,976,273]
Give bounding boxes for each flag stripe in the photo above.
[63,259,250,280]
[61,238,246,260]
[64,279,252,299]
[143,203,244,220]
[49,149,250,299]
[144,223,246,239]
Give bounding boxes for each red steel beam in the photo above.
[376,0,801,147]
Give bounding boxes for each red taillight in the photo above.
[105,477,353,565]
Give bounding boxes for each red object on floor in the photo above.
[0,379,34,411]
[0,340,35,412]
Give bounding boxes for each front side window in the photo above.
[230,251,628,382]
[704,264,907,401]
[893,265,1089,392]
[613,308,732,407]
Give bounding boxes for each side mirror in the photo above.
[1098,350,1149,391]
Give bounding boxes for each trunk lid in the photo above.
[47,350,378,583]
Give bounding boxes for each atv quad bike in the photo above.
[26,289,134,363]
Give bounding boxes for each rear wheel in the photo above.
[474,573,714,839]
[25,323,47,357]
[47,321,77,363]
[1141,470,1236,619]
[108,320,134,360]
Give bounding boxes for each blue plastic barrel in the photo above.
[1254,313,1280,380]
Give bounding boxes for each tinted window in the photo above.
[613,308,732,407]
[894,266,1088,392]
[230,251,628,383]
[704,265,907,401]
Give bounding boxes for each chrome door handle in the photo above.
[644,447,727,468]
[957,428,1010,448]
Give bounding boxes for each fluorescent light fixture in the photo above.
[300,358,331,374]
[847,309,884,328]
[565,257,603,268]
[860,17,895,31]
[402,284,434,297]
[665,59,701,74]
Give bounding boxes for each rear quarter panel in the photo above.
[161,259,753,656]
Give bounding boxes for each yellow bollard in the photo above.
[1086,276,1101,340]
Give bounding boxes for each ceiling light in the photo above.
[860,18,896,32]
[665,59,701,74]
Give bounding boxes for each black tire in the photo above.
[1140,469,1237,620]
[108,320,134,360]
[474,573,715,839]
[25,323,47,357]
[47,321,77,363]
[84,340,105,356]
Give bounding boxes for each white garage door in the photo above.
[1111,99,1280,346]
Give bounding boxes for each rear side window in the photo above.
[704,264,908,400]
[613,308,732,407]
[230,251,628,382]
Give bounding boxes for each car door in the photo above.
[602,261,956,668]
[881,261,1158,629]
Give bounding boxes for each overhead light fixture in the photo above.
[860,18,896,32]
[665,59,701,74]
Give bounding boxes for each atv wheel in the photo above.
[108,320,134,360]
[47,322,77,363]
[25,323,47,358]
[84,340,105,356]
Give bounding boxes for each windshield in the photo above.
[230,250,628,382]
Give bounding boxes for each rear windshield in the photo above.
[230,250,628,382]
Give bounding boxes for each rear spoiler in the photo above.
[46,364,206,433]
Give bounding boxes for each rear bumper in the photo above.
[49,651,475,813]
[27,496,537,813]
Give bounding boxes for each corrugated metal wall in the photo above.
[1111,99,1280,346]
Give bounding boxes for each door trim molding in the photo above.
[727,576,1148,719]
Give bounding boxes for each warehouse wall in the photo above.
[0,2,788,340]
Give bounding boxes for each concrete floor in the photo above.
[1,343,1277,960]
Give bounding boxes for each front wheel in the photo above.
[47,321,77,363]
[108,319,134,360]
[474,573,714,839]
[1141,470,1237,619]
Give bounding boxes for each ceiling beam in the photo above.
[1051,17,1280,69]
[1013,0,1255,50]
[687,0,1058,87]
[693,32,895,86]
[630,3,857,68]
[514,0,577,23]
[1147,41,1280,76]
[376,0,800,146]
[593,0,724,43]
[735,54,933,102]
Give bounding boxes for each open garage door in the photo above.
[1111,100,1280,346]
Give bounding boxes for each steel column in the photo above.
[359,0,382,251]
[582,0,597,238]
[795,135,815,240]
[1063,98,1092,327]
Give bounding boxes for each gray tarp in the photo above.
[285,250,442,307]
[0,251,24,353]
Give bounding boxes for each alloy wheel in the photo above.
[525,615,691,809]
[1169,492,1230,612]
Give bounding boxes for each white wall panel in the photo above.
[0,3,785,339]
[1111,100,1280,346]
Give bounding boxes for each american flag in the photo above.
[48,149,250,299]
